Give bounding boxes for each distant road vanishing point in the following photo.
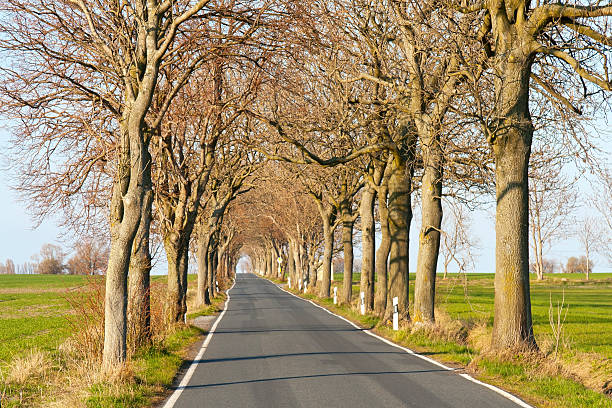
[162,273,531,408]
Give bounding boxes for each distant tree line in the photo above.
[529,256,594,276]
[0,241,109,275]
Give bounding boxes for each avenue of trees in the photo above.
[1,0,612,375]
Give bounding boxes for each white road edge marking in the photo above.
[269,277,533,408]
[162,279,237,408]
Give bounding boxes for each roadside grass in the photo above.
[0,273,225,407]
[86,326,203,408]
[272,273,612,408]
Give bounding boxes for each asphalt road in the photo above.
[165,273,529,408]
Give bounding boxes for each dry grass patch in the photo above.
[5,350,51,385]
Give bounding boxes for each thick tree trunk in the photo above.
[127,182,153,347]
[414,131,444,324]
[165,237,187,324]
[374,183,391,316]
[103,125,148,369]
[319,219,334,298]
[360,187,376,312]
[385,150,414,323]
[491,59,537,350]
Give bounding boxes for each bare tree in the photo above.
[455,0,612,350]
[440,203,479,279]
[0,0,244,370]
[529,149,578,280]
[0,259,15,274]
[577,216,600,280]
[593,168,612,263]
[34,243,66,275]
[67,240,109,275]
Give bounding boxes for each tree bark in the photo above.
[197,235,211,306]
[491,55,537,350]
[341,197,354,305]
[413,129,444,324]
[127,178,153,347]
[374,180,390,316]
[287,240,295,281]
[359,186,376,312]
[319,218,335,298]
[103,118,150,369]
[385,131,415,323]
[165,235,188,324]
[208,245,216,298]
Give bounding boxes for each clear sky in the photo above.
[1,121,610,274]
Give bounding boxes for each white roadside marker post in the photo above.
[298,278,302,291]
[215,280,219,293]
[288,277,292,289]
[392,296,399,331]
[360,291,365,315]
[303,279,307,294]
[333,287,337,305]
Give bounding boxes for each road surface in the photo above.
[164,273,529,408]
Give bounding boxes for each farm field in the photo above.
[0,273,208,407]
[330,272,612,357]
[0,274,90,362]
[0,274,201,364]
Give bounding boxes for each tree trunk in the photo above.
[208,246,216,298]
[128,182,153,348]
[360,186,376,312]
[197,235,211,306]
[287,241,295,281]
[103,123,148,369]
[341,210,354,305]
[384,150,413,323]
[165,236,187,324]
[491,58,537,350]
[319,219,334,298]
[374,182,391,316]
[585,248,590,280]
[414,129,444,324]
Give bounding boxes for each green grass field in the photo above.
[439,274,612,358]
[0,275,91,362]
[0,273,218,407]
[331,272,612,358]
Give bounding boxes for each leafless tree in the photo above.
[529,148,578,280]
[67,240,109,275]
[0,259,15,274]
[440,203,479,279]
[577,215,601,280]
[593,168,612,263]
[454,0,612,350]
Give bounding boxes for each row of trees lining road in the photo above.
[1,0,611,376]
